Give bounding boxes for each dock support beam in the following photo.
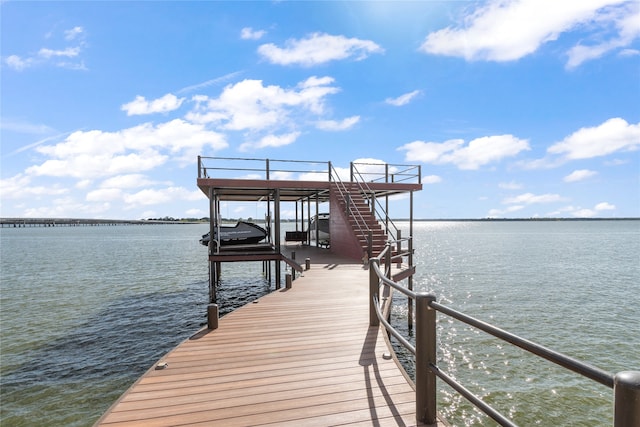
[207,304,219,330]
[274,188,281,289]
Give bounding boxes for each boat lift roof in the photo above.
[196,157,422,203]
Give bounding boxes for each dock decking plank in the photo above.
[95,247,435,426]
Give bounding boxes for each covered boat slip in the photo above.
[196,157,422,299]
[94,245,439,426]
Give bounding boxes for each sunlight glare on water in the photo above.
[391,220,639,426]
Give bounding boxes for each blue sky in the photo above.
[1,1,639,220]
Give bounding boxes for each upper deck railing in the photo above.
[198,156,331,181]
[197,156,421,185]
[369,240,640,427]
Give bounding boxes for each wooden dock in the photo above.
[95,245,438,426]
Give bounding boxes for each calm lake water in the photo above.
[1,220,638,426]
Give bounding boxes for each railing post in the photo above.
[350,162,354,182]
[198,155,202,178]
[385,242,391,280]
[614,371,640,427]
[371,193,376,216]
[328,161,332,181]
[369,258,379,326]
[396,229,402,268]
[266,158,270,180]
[345,193,351,216]
[415,292,437,425]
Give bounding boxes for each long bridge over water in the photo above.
[0,218,185,227]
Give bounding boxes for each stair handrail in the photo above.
[349,162,401,240]
[328,163,373,252]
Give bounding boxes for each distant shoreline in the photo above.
[2,216,638,226]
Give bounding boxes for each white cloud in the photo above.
[100,174,159,189]
[419,0,637,68]
[503,192,566,204]
[572,208,597,218]
[270,171,295,180]
[185,208,206,217]
[239,132,301,152]
[186,77,341,138]
[520,117,640,170]
[385,90,421,106]
[64,26,84,41]
[1,117,55,135]
[548,118,640,159]
[595,201,616,210]
[22,197,111,218]
[38,46,80,59]
[240,27,266,40]
[566,2,640,69]
[54,60,87,71]
[398,134,530,170]
[76,179,92,189]
[0,173,69,200]
[619,48,640,57]
[4,55,33,71]
[499,181,524,190]
[316,116,360,131]
[257,32,384,66]
[549,202,617,217]
[25,119,227,179]
[423,175,442,184]
[121,94,185,116]
[86,188,123,202]
[488,205,525,217]
[547,202,616,218]
[564,169,598,182]
[123,187,204,207]
[5,26,88,71]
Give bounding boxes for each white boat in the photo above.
[309,213,330,247]
[200,221,268,247]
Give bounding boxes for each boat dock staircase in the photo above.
[332,182,388,258]
[329,163,407,264]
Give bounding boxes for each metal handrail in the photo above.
[369,241,640,426]
[350,163,401,240]
[198,156,330,180]
[328,163,372,252]
[351,161,421,184]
